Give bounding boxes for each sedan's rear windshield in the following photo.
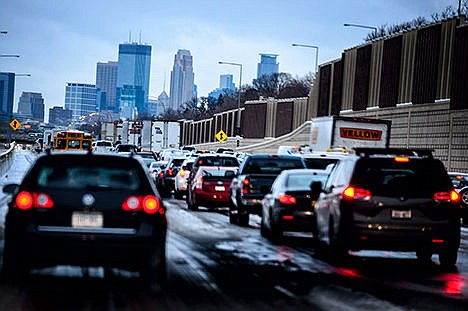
[243,158,304,174]
[353,158,452,197]
[36,165,141,190]
[196,157,239,167]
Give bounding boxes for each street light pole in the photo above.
[0,55,20,58]
[292,43,319,73]
[344,23,378,36]
[218,61,243,140]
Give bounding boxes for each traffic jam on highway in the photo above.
[0,116,467,310]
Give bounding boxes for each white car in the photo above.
[174,158,196,199]
[91,140,114,153]
[149,160,168,182]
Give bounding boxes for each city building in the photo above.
[116,43,152,119]
[169,49,195,110]
[96,61,118,112]
[208,74,236,101]
[48,106,72,126]
[0,72,15,122]
[257,53,279,78]
[17,92,45,122]
[64,83,98,121]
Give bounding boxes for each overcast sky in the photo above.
[0,0,457,121]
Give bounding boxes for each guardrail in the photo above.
[0,142,16,177]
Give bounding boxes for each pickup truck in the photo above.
[229,154,306,226]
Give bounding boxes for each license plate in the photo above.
[72,212,103,228]
[391,209,411,219]
[215,186,225,191]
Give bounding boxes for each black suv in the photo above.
[2,151,167,285]
[314,148,461,267]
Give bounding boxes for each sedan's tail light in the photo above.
[196,177,203,189]
[167,168,173,176]
[433,191,460,203]
[278,194,296,205]
[122,195,163,214]
[342,186,372,200]
[15,191,54,210]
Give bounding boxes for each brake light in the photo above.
[15,191,54,210]
[34,193,54,208]
[167,168,173,176]
[433,191,460,203]
[15,191,33,210]
[242,178,250,194]
[342,187,372,200]
[159,171,164,177]
[122,196,141,211]
[278,194,296,205]
[394,156,410,163]
[142,195,161,214]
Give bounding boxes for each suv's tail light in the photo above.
[242,178,250,194]
[342,187,372,200]
[278,194,296,205]
[15,191,54,210]
[394,156,410,163]
[167,168,173,176]
[122,195,163,214]
[433,191,460,203]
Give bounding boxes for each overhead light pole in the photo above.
[292,43,319,73]
[344,23,378,36]
[218,61,243,140]
[0,55,20,58]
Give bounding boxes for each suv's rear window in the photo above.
[243,158,304,174]
[196,157,239,167]
[303,158,339,169]
[37,165,141,190]
[353,158,451,197]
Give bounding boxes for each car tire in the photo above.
[439,247,458,268]
[416,249,433,264]
[140,250,167,290]
[229,204,238,224]
[174,190,183,200]
[328,216,348,262]
[460,189,468,207]
[260,215,268,237]
[269,220,282,243]
[2,238,30,283]
[236,198,249,227]
[186,193,198,211]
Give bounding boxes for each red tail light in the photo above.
[15,191,54,210]
[33,193,54,208]
[142,195,161,214]
[278,194,296,205]
[433,191,460,203]
[15,191,33,210]
[394,156,410,163]
[167,168,173,176]
[180,170,185,177]
[122,195,163,214]
[242,178,250,194]
[158,171,164,177]
[342,187,372,200]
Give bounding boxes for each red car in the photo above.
[186,166,237,211]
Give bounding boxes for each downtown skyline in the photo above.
[1,0,458,121]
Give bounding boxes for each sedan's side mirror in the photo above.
[310,181,323,200]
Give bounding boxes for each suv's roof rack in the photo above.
[353,148,434,159]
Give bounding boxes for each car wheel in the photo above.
[439,247,458,268]
[416,249,433,264]
[328,216,348,262]
[186,193,198,211]
[174,190,183,200]
[2,239,30,283]
[229,203,238,224]
[269,216,282,243]
[140,249,167,289]
[460,190,468,207]
[260,214,268,237]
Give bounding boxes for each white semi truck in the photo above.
[309,116,391,152]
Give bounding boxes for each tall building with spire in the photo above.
[116,42,152,119]
[169,49,194,110]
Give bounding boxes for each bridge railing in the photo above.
[0,142,16,178]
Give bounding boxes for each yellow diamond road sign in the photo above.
[10,118,21,131]
[216,130,227,143]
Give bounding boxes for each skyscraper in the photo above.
[116,43,152,120]
[219,74,235,90]
[169,49,194,110]
[64,83,98,120]
[0,72,15,122]
[17,92,45,122]
[49,106,72,126]
[257,54,279,78]
[96,61,118,112]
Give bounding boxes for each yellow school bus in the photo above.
[54,130,93,151]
